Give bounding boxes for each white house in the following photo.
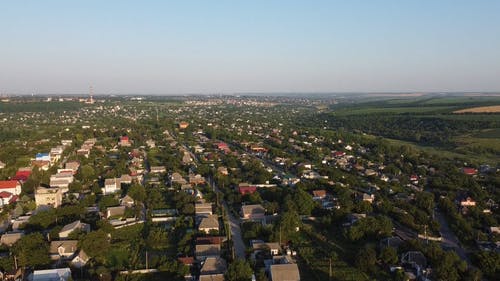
[103,178,121,195]
[35,153,50,162]
[29,268,72,281]
[0,191,15,207]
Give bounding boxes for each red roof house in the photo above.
[462,168,478,175]
[13,170,31,182]
[238,183,257,195]
[0,180,21,196]
[312,190,327,200]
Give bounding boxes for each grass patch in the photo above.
[332,106,457,116]
[472,128,500,138]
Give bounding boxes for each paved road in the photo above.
[435,210,471,265]
[182,137,247,260]
[208,175,246,259]
[225,202,246,259]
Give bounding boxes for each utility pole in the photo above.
[146,250,148,270]
[279,224,282,246]
[424,225,428,244]
[329,257,332,280]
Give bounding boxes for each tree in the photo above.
[69,181,83,193]
[255,269,267,281]
[80,230,111,264]
[12,233,50,269]
[80,165,95,183]
[380,246,398,265]
[355,246,377,272]
[293,187,315,215]
[415,192,434,213]
[225,259,253,281]
[474,251,499,280]
[128,183,146,203]
[273,208,301,244]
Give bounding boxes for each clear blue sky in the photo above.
[1,0,499,94]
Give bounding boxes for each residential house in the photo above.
[460,197,476,207]
[182,152,192,164]
[238,183,257,195]
[35,186,62,208]
[31,160,51,171]
[59,220,90,239]
[410,174,418,183]
[50,146,64,164]
[401,251,428,279]
[103,178,120,195]
[150,166,166,174]
[120,195,135,207]
[71,250,90,268]
[0,232,24,246]
[195,202,213,217]
[0,191,17,207]
[462,167,478,175]
[0,180,21,196]
[61,140,73,146]
[13,167,32,182]
[344,213,366,226]
[199,257,226,281]
[12,216,30,231]
[76,148,90,158]
[65,161,80,174]
[50,172,74,193]
[119,136,131,147]
[360,193,375,204]
[28,268,72,281]
[270,263,300,281]
[195,244,221,261]
[189,174,206,185]
[215,141,229,152]
[106,206,126,219]
[171,172,187,184]
[217,166,228,176]
[146,139,156,148]
[195,236,226,246]
[364,169,376,177]
[178,121,189,129]
[250,144,267,153]
[380,236,404,249]
[0,161,5,169]
[312,190,326,201]
[241,204,266,220]
[49,240,78,260]
[252,241,280,256]
[177,256,194,268]
[489,226,500,235]
[198,215,220,234]
[35,153,50,162]
[151,209,178,222]
[120,174,132,185]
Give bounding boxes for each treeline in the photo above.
[0,101,84,113]
[322,114,500,146]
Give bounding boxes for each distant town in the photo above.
[0,94,498,281]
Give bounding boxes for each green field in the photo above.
[332,106,457,116]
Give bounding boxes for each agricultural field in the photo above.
[454,105,500,113]
[324,96,500,164]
